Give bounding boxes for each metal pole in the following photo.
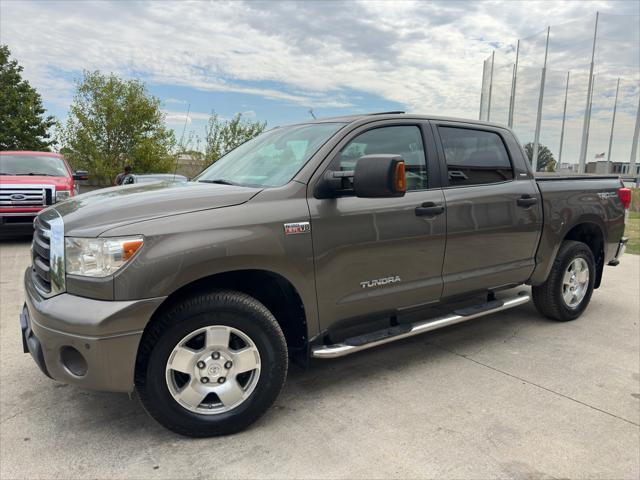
[558,71,570,166]
[479,59,487,120]
[606,78,620,174]
[532,26,550,172]
[630,92,640,178]
[487,51,495,121]
[508,40,520,128]
[578,11,599,173]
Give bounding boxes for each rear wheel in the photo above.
[136,290,288,437]
[532,240,596,321]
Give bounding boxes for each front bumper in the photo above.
[22,268,165,393]
[0,213,37,236]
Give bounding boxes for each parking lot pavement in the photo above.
[0,237,638,480]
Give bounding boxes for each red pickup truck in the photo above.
[0,151,87,236]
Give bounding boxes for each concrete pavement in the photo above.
[1,238,638,479]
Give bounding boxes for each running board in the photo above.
[311,294,530,359]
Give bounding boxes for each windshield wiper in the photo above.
[0,172,15,175]
[22,172,58,176]
[199,179,241,186]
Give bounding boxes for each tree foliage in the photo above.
[524,142,557,172]
[0,45,55,150]
[59,71,175,184]
[204,112,266,164]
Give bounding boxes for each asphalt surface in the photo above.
[1,237,638,479]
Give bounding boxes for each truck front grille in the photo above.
[31,216,52,293]
[0,186,53,207]
[30,209,65,297]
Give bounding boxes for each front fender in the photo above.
[107,185,319,336]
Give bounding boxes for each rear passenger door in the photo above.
[433,122,542,297]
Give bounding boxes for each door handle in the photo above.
[517,195,538,207]
[415,202,445,217]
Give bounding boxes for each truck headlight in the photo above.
[65,236,144,277]
[55,190,71,202]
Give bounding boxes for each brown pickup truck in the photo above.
[20,113,630,436]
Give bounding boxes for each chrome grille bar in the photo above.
[0,184,55,206]
[30,208,65,297]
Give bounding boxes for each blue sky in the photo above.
[149,83,404,150]
[1,0,638,157]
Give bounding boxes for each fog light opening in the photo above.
[60,346,88,377]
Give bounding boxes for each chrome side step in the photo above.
[311,294,530,359]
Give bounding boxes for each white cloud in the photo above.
[164,98,189,105]
[1,0,637,126]
[164,113,192,125]
[162,110,212,124]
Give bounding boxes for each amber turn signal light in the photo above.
[122,240,144,260]
[394,161,406,193]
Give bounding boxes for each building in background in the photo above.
[586,161,640,175]
[558,162,579,173]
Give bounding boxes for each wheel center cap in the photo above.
[207,364,222,377]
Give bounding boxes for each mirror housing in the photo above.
[73,170,89,181]
[314,155,406,199]
[353,155,406,198]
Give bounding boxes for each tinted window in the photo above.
[438,127,513,186]
[339,126,427,191]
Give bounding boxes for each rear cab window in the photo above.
[437,127,513,186]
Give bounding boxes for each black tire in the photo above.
[135,290,288,437]
[532,240,596,321]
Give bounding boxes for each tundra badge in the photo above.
[360,276,402,289]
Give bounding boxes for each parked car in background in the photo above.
[0,151,88,236]
[121,173,188,185]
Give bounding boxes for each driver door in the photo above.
[308,121,446,333]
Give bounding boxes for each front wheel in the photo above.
[532,240,596,321]
[136,290,288,437]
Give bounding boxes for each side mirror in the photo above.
[353,155,406,198]
[73,170,89,181]
[314,155,407,199]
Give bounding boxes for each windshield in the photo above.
[0,155,68,177]
[196,122,345,187]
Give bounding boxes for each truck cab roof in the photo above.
[294,112,508,130]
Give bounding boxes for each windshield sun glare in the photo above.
[196,122,345,188]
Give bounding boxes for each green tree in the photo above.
[0,45,55,150]
[524,142,557,172]
[204,112,266,164]
[59,71,175,184]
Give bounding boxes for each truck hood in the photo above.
[52,181,262,237]
[0,175,70,188]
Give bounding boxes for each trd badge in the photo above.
[284,222,311,235]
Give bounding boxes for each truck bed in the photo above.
[534,172,621,181]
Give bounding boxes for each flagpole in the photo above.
[606,78,620,175]
[578,12,599,174]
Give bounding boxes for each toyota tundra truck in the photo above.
[19,113,630,437]
[0,151,88,236]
